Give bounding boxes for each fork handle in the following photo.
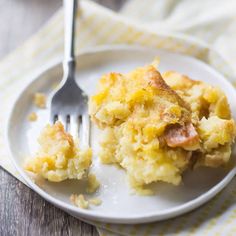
[63,0,77,63]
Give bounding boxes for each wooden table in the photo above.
[0,1,125,235]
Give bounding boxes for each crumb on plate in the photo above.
[27,112,37,122]
[34,92,46,108]
[70,194,89,209]
[86,174,100,194]
[88,198,102,206]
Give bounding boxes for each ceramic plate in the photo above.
[7,45,236,224]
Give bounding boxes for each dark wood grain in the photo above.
[0,0,126,236]
[0,168,98,236]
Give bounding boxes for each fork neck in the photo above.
[63,60,76,81]
[63,0,77,63]
[63,0,77,83]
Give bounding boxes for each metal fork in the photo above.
[50,0,90,146]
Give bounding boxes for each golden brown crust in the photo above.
[162,71,200,90]
[164,123,199,149]
[145,67,191,111]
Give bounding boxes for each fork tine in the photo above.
[50,114,57,124]
[59,115,68,131]
[81,113,90,146]
[66,115,70,131]
[70,115,79,139]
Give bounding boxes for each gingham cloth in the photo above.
[1,1,236,235]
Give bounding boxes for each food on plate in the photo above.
[163,71,236,167]
[34,92,46,108]
[27,112,38,122]
[88,198,102,206]
[86,173,100,194]
[70,194,102,209]
[24,121,92,182]
[89,62,236,192]
[70,194,89,209]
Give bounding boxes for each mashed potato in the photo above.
[25,121,92,182]
[89,63,236,192]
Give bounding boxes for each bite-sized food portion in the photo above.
[89,62,236,192]
[25,121,92,182]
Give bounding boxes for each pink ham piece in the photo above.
[164,123,199,148]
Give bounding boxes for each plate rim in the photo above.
[6,44,236,224]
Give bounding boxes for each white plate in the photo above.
[7,45,236,224]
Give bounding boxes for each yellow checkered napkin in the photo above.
[1,0,236,235]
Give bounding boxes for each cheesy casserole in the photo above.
[89,63,236,192]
